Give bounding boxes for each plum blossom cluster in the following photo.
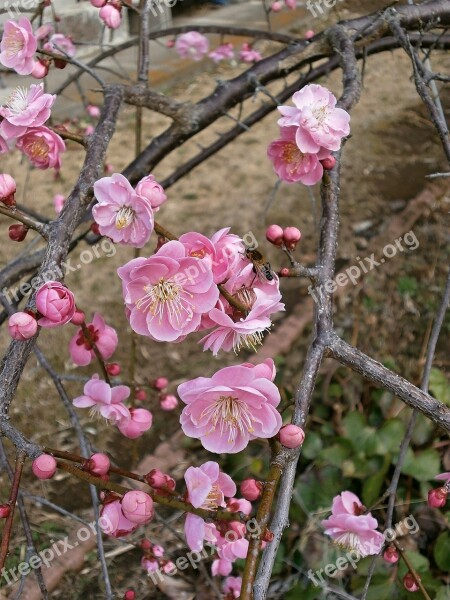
[320,491,384,557]
[0,83,65,170]
[0,16,76,80]
[89,0,124,30]
[117,228,284,354]
[267,84,350,185]
[73,375,153,439]
[100,490,154,538]
[183,461,253,583]
[92,173,166,248]
[173,32,262,65]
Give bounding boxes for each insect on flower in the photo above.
[244,245,274,282]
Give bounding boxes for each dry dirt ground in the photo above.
[0,1,449,598]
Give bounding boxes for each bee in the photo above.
[244,245,274,282]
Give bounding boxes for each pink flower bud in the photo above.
[31,59,50,79]
[36,281,76,328]
[383,545,399,563]
[8,224,29,242]
[403,572,420,592]
[0,174,16,206]
[117,408,152,439]
[87,104,101,118]
[135,175,167,212]
[123,591,135,600]
[240,478,263,501]
[279,267,290,277]
[141,538,152,550]
[99,4,122,29]
[166,39,175,48]
[305,30,315,39]
[70,309,85,325]
[32,454,57,479]
[0,504,11,518]
[428,487,447,508]
[284,0,296,7]
[100,499,138,538]
[89,453,110,476]
[282,227,302,250]
[153,544,164,557]
[90,0,107,6]
[153,377,169,390]
[160,394,178,411]
[142,556,159,572]
[53,193,65,214]
[271,1,283,11]
[279,424,305,448]
[8,312,38,340]
[262,528,275,542]
[266,224,284,246]
[145,469,176,492]
[321,156,336,170]
[121,491,154,525]
[91,222,101,235]
[106,363,121,376]
[135,389,147,401]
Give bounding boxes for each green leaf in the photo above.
[362,455,390,505]
[319,440,352,467]
[376,419,407,453]
[302,431,323,460]
[429,368,450,406]
[434,532,450,571]
[342,412,367,436]
[401,448,441,481]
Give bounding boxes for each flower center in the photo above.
[233,330,265,354]
[201,395,255,444]
[334,531,361,552]
[4,32,24,59]
[115,206,135,230]
[282,142,303,171]
[24,136,49,160]
[190,248,207,259]
[203,484,222,509]
[6,86,28,114]
[75,324,99,350]
[135,278,194,324]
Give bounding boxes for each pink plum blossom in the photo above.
[175,31,209,61]
[100,499,138,538]
[135,174,167,211]
[285,0,297,8]
[0,84,56,139]
[36,281,75,327]
[184,461,236,551]
[208,43,234,63]
[179,359,282,453]
[99,4,122,29]
[93,173,154,248]
[435,472,450,483]
[16,126,65,170]
[0,18,37,75]
[87,104,101,118]
[0,134,9,155]
[179,228,243,285]
[69,312,118,366]
[8,312,38,340]
[117,408,153,439]
[73,374,131,423]
[239,43,262,63]
[141,557,159,573]
[200,262,284,355]
[43,33,76,58]
[267,126,330,184]
[277,84,350,153]
[321,491,384,556]
[118,240,219,342]
[223,576,242,598]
